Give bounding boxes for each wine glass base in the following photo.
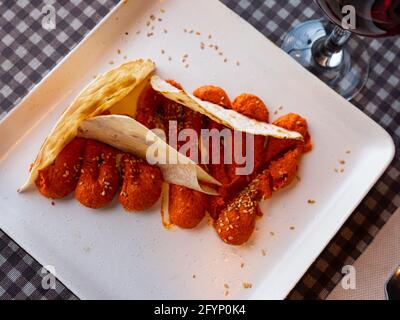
[281,19,370,100]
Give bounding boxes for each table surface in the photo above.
[0,0,399,300]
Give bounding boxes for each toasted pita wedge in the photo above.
[78,115,220,195]
[150,75,303,140]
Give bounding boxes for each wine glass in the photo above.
[281,0,400,100]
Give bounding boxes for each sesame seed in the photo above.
[161,49,165,54]
[228,236,234,241]
[236,61,240,66]
[346,150,351,154]
[136,30,141,35]
[243,282,252,289]
[117,49,121,54]
[308,199,316,204]
[224,283,229,289]
[160,8,165,13]
[290,226,295,230]
[101,190,106,196]
[261,249,267,256]
[240,262,245,268]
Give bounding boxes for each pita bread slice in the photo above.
[150,75,303,140]
[78,115,221,195]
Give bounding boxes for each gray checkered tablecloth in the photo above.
[0,0,399,300]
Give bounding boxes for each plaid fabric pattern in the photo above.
[0,0,399,300]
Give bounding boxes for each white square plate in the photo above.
[0,0,395,299]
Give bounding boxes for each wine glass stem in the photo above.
[313,25,352,68]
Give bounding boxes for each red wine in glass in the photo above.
[315,0,400,37]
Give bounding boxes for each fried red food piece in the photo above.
[215,171,272,245]
[216,112,312,245]
[254,171,273,201]
[265,113,311,162]
[216,146,304,245]
[193,85,232,109]
[232,94,269,122]
[269,148,302,191]
[136,84,164,129]
[162,80,187,135]
[229,93,269,178]
[215,188,259,245]
[118,154,163,212]
[35,138,87,199]
[75,140,120,209]
[169,185,207,229]
[208,94,269,220]
[193,86,234,220]
[162,80,209,229]
[193,85,233,178]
